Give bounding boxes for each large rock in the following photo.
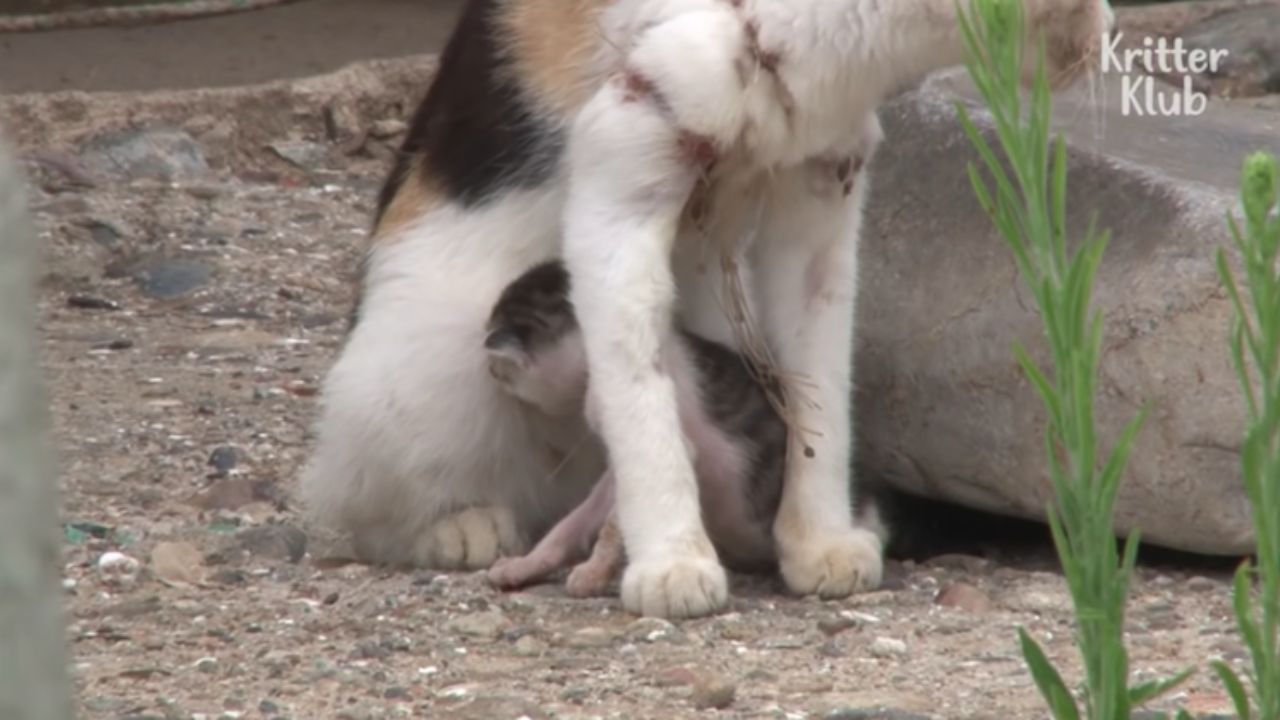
[858,70,1280,555]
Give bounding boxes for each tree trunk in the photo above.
[0,136,75,719]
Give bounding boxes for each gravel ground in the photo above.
[2,22,1266,720]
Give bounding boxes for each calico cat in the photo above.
[301,0,1114,618]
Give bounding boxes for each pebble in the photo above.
[512,635,547,657]
[924,553,991,573]
[194,657,219,674]
[564,626,615,648]
[447,610,509,640]
[818,614,859,636]
[269,140,329,171]
[691,675,737,710]
[81,127,210,182]
[97,551,141,587]
[234,524,308,564]
[626,617,682,643]
[868,637,908,659]
[67,294,120,311]
[1186,575,1219,593]
[934,582,992,613]
[131,256,213,299]
[370,119,408,138]
[208,446,238,475]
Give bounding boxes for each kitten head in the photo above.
[485,261,588,417]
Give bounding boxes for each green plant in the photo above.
[1214,150,1280,720]
[955,0,1191,717]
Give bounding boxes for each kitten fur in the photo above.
[485,260,787,578]
[301,0,1114,618]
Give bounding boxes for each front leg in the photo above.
[563,83,734,618]
[751,122,885,598]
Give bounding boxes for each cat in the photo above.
[301,0,1113,618]
[482,260,890,596]
[481,260,788,594]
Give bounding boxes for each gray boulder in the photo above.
[857,71,1280,555]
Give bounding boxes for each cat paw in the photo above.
[778,526,883,598]
[565,558,616,598]
[620,551,728,619]
[422,506,524,570]
[486,554,542,589]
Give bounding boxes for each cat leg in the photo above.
[751,121,885,598]
[566,512,626,598]
[488,472,615,589]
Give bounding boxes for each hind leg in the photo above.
[566,512,626,598]
[751,122,885,598]
[489,473,615,588]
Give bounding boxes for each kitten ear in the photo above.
[484,328,531,385]
[484,327,522,351]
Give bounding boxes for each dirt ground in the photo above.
[2,1,1273,718]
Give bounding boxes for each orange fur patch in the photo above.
[495,0,610,116]
[370,167,440,244]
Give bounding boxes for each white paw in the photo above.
[778,527,883,599]
[620,552,728,619]
[423,506,525,570]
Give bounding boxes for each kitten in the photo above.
[482,261,789,593]
[301,0,1114,618]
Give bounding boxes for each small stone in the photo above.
[823,641,853,660]
[97,551,141,587]
[269,140,329,171]
[447,611,509,640]
[512,635,546,657]
[818,614,858,636]
[934,582,992,613]
[370,119,408,138]
[194,657,219,674]
[1186,575,1219,593]
[354,641,389,660]
[565,626,615,648]
[762,636,807,650]
[258,700,279,714]
[691,675,736,710]
[67,294,120,311]
[131,257,212,299]
[868,637,907,659]
[208,446,238,475]
[924,553,990,573]
[626,617,681,643]
[384,686,410,701]
[560,686,591,704]
[448,696,547,720]
[234,524,307,563]
[81,127,210,182]
[78,218,121,246]
[150,541,204,586]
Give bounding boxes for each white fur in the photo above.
[303,0,1113,614]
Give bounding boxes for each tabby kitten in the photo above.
[483,260,788,592]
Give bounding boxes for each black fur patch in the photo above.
[375,0,565,219]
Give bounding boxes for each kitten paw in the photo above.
[422,506,524,570]
[778,527,883,598]
[487,554,546,589]
[620,550,728,619]
[565,558,617,598]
